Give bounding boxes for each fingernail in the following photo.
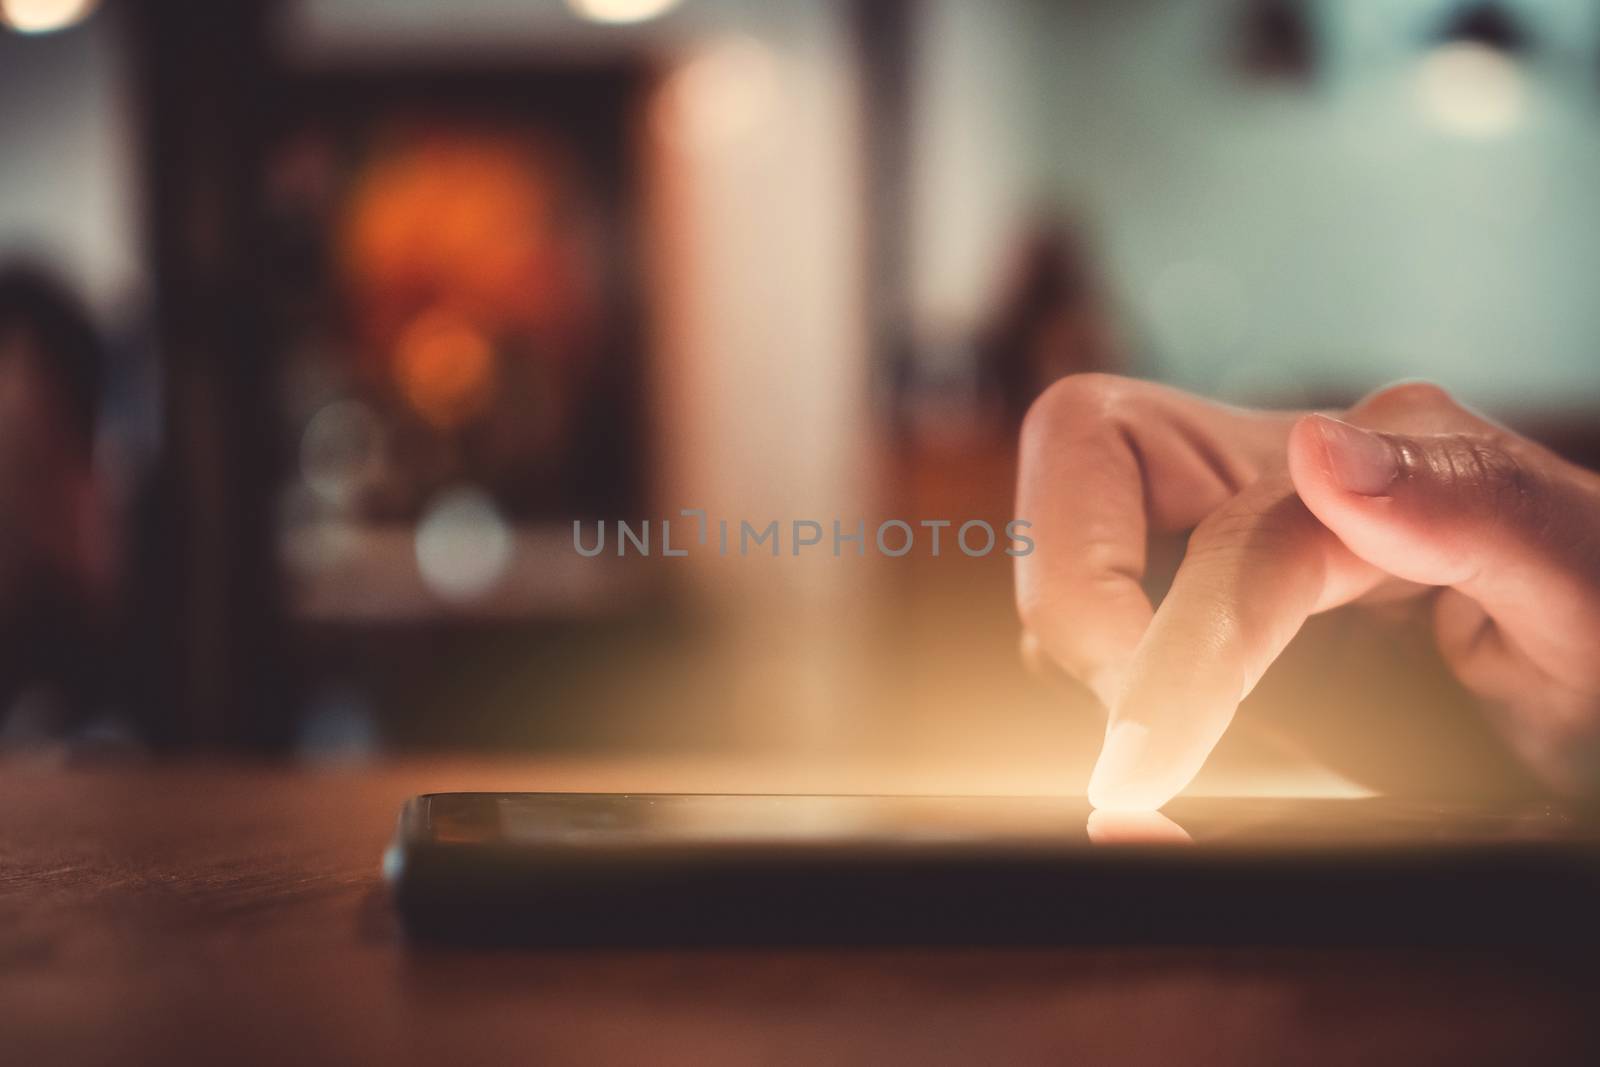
[1087,720,1169,811]
[1311,414,1397,496]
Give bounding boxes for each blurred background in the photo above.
[2,0,1599,796]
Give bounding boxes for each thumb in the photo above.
[1287,413,1559,607]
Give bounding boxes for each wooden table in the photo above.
[2,755,1594,1066]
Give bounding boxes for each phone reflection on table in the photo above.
[1086,808,1194,846]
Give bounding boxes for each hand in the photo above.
[1015,375,1600,810]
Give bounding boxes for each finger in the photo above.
[1287,412,1600,692]
[1016,381,1154,706]
[1086,481,1383,810]
[1431,587,1539,705]
[1019,630,1065,682]
[1016,375,1292,706]
[1434,586,1600,792]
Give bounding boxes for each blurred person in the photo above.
[0,265,114,738]
[1016,374,1600,810]
[977,218,1129,428]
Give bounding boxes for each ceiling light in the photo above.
[0,0,98,35]
[566,0,680,26]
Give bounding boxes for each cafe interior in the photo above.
[7,0,1599,783]
[4,0,1600,1063]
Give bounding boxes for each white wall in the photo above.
[1041,0,1600,413]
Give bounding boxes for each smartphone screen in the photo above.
[419,792,1587,849]
[388,793,1600,946]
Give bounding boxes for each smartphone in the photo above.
[386,792,1600,946]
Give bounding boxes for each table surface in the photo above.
[2,754,1595,1067]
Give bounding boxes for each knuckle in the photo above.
[1021,373,1138,445]
[1188,484,1301,561]
[1427,433,1545,522]
[1014,584,1049,633]
[1358,380,1456,417]
[1014,570,1074,637]
[1189,500,1258,554]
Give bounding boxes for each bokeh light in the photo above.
[339,132,570,354]
[0,0,96,34]
[415,486,512,603]
[651,35,779,149]
[393,310,496,428]
[300,398,384,508]
[565,0,680,26]
[1414,42,1525,139]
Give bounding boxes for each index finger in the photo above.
[1085,478,1384,810]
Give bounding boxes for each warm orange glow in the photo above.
[1086,808,1193,846]
[339,132,583,362]
[393,310,496,428]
